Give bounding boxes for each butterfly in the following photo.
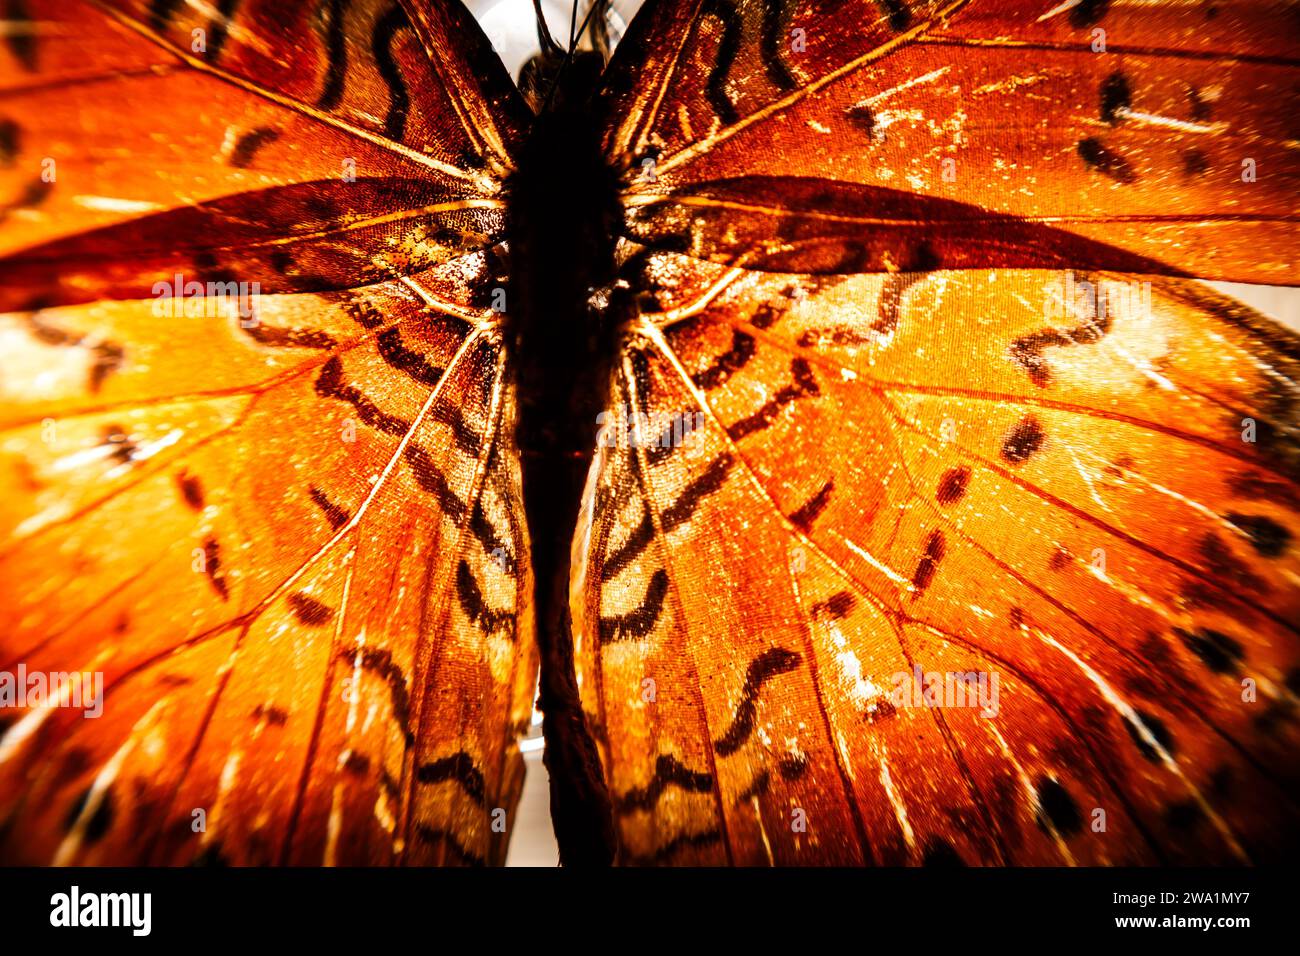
[0,0,1296,868]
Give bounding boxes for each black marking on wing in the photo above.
[203,537,229,600]
[1035,777,1083,836]
[1069,0,1110,28]
[599,568,670,644]
[727,358,818,441]
[1077,137,1137,184]
[414,824,487,866]
[702,0,742,125]
[626,827,722,865]
[242,322,334,349]
[315,356,411,435]
[614,753,714,814]
[102,424,136,464]
[1226,512,1291,557]
[470,502,516,575]
[288,592,334,626]
[600,510,654,582]
[417,751,487,806]
[662,453,733,530]
[0,118,18,166]
[645,412,705,464]
[431,401,485,456]
[923,838,965,866]
[936,466,971,505]
[778,752,809,779]
[693,331,756,391]
[1125,709,1176,763]
[205,0,243,61]
[309,485,349,529]
[149,0,185,32]
[175,470,205,510]
[456,560,514,638]
[759,0,798,91]
[739,770,772,805]
[251,702,289,726]
[715,647,802,757]
[3,1,35,71]
[341,646,412,741]
[1001,415,1045,464]
[1099,71,1131,124]
[403,444,469,521]
[789,480,832,529]
[25,313,124,393]
[1010,288,1112,387]
[316,0,348,110]
[228,126,281,168]
[63,785,113,843]
[1175,626,1245,674]
[911,529,945,593]
[874,0,912,31]
[371,3,412,142]
[874,261,934,335]
[812,590,854,620]
[377,326,444,386]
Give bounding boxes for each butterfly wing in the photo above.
[573,0,1300,864]
[0,0,535,865]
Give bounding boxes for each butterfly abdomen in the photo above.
[506,80,624,865]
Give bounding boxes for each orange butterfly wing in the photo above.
[0,0,535,865]
[572,0,1300,864]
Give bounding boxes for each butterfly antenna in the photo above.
[542,0,604,111]
[532,0,563,57]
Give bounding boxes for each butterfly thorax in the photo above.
[505,65,622,864]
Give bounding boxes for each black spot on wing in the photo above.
[1099,71,1131,124]
[1077,137,1137,184]
[1125,709,1176,763]
[911,530,945,593]
[1069,0,1110,27]
[404,444,468,521]
[4,0,37,70]
[812,590,854,620]
[203,536,229,600]
[1035,777,1082,836]
[228,126,281,168]
[1225,512,1291,558]
[288,592,334,626]
[936,466,971,504]
[874,0,912,30]
[205,0,244,61]
[0,118,19,165]
[1001,415,1045,464]
[922,838,965,866]
[63,786,114,844]
[175,470,205,510]
[1175,627,1245,674]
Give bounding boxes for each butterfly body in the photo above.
[507,61,623,864]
